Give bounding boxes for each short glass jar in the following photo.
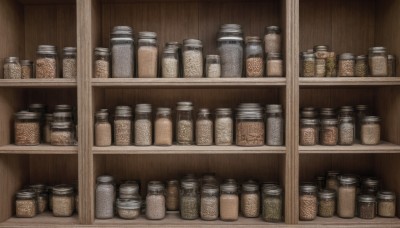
[114,107,132,146]
[241,183,260,218]
[320,119,338,146]
[369,47,388,77]
[116,198,141,220]
[220,183,239,221]
[16,190,37,218]
[14,111,41,146]
[111,26,134,78]
[361,116,381,145]
[262,185,283,222]
[355,55,368,77]
[318,189,336,218]
[200,184,219,221]
[180,180,200,220]
[377,191,396,218]
[265,104,284,146]
[95,111,112,147]
[95,175,115,219]
[51,122,74,146]
[338,53,355,77]
[337,175,358,218]
[154,108,173,146]
[338,116,354,145]
[245,36,264,77]
[205,55,221,78]
[52,185,75,217]
[236,103,265,146]
[183,39,203,78]
[36,45,58,79]
[166,180,179,211]
[266,53,283,77]
[362,177,380,195]
[215,108,233,145]
[134,104,152,146]
[21,60,33,79]
[196,108,213,146]
[301,53,315,77]
[162,47,179,78]
[62,47,77,78]
[218,28,243,78]
[138,32,158,78]
[264,26,281,54]
[165,41,183,77]
[4,57,22,79]
[387,54,396,77]
[358,195,376,219]
[176,102,194,145]
[299,184,317,221]
[326,171,340,192]
[146,181,166,220]
[94,47,110,78]
[299,119,319,146]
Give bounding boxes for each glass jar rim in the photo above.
[215,108,232,115]
[167,179,179,185]
[198,108,210,115]
[300,183,317,193]
[202,185,219,194]
[265,25,281,33]
[362,116,381,122]
[16,189,36,199]
[220,183,237,193]
[96,112,109,119]
[242,183,259,192]
[358,194,376,203]
[55,104,72,111]
[119,183,139,194]
[138,31,157,39]
[4,56,20,63]
[321,118,338,125]
[318,189,336,199]
[339,175,358,185]
[54,112,72,118]
[266,104,282,113]
[53,184,74,195]
[97,175,114,183]
[94,47,110,55]
[135,104,152,113]
[183,39,202,46]
[339,53,355,60]
[15,111,40,120]
[377,191,396,200]
[264,185,282,195]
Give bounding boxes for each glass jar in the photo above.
[114,107,132,146]
[362,177,380,195]
[338,116,354,145]
[320,119,338,146]
[361,116,381,145]
[220,183,239,221]
[265,104,284,146]
[218,28,243,78]
[236,103,265,146]
[200,184,219,221]
[162,47,179,78]
[196,108,213,146]
[94,47,110,78]
[300,119,319,146]
[215,108,233,146]
[111,26,134,78]
[21,60,33,79]
[245,36,264,77]
[355,105,368,140]
[53,112,73,123]
[116,198,141,220]
[62,47,77,78]
[314,45,329,77]
[180,180,199,220]
[315,176,326,190]
[337,175,357,218]
[119,183,140,199]
[355,55,368,77]
[14,111,41,146]
[241,183,260,218]
[377,191,396,218]
[36,45,58,78]
[134,104,152,146]
[146,181,166,220]
[4,57,22,79]
[320,108,336,120]
[262,185,283,222]
[51,122,74,146]
[318,189,336,218]
[138,32,158,78]
[358,195,376,219]
[369,47,388,77]
[154,108,173,146]
[387,54,396,77]
[326,52,337,77]
[37,192,48,214]
[205,55,221,78]
[302,53,315,77]
[299,184,317,221]
[338,106,354,119]
[183,39,203,78]
[266,53,283,77]
[264,26,281,54]
[338,53,355,77]
[95,111,112,147]
[326,171,340,192]
[44,114,53,144]
[166,41,183,77]
[52,185,74,217]
[176,102,194,145]
[16,190,37,218]
[166,180,179,211]
[96,175,115,219]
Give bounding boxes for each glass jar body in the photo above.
[262,192,282,222]
[154,111,173,146]
[114,115,132,146]
[15,118,40,146]
[134,112,152,146]
[162,51,179,78]
[218,40,243,78]
[245,41,264,77]
[95,118,112,147]
[111,38,134,78]
[337,183,357,218]
[95,182,115,219]
[138,39,158,78]
[183,45,203,78]
[63,52,77,78]
[36,53,58,79]
[176,110,193,145]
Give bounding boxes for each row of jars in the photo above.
[15,183,78,218]
[95,103,284,147]
[96,174,284,222]
[94,24,283,79]
[3,46,77,79]
[300,106,381,146]
[300,45,396,77]
[14,104,77,146]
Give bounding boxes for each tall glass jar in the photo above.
[180,180,199,220]
[302,53,315,77]
[266,53,283,77]
[245,36,264,77]
[326,171,340,192]
[14,111,41,146]
[355,105,369,140]
[377,191,396,218]
[299,184,317,221]
[62,47,77,78]
[262,185,283,222]
[358,195,376,219]
[200,184,219,221]
[196,108,213,146]
[318,189,336,218]
[4,56,22,79]
[134,104,152,146]
[183,39,203,78]
[361,116,381,145]
[369,47,388,76]
[205,55,221,78]
[355,55,368,77]
[218,28,243,78]
[387,54,396,77]
[176,102,194,145]
[165,41,182,77]
[215,108,233,145]
[265,104,284,146]
[51,122,74,146]
[264,26,281,54]
[95,111,112,147]
[146,181,166,220]
[338,116,354,145]
[337,175,357,218]
[162,47,179,78]
[94,47,110,78]
[114,107,132,146]
[138,32,158,78]
[362,177,380,195]
[96,175,115,219]
[338,53,355,77]
[166,180,179,211]
[314,45,329,77]
[16,190,37,218]
[21,60,33,79]
[320,119,338,146]
[300,119,319,146]
[236,103,265,146]
[220,183,239,221]
[241,183,260,218]
[154,108,173,146]
[111,26,134,78]
[36,45,58,79]
[52,185,74,217]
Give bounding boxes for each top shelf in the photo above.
[299,77,400,87]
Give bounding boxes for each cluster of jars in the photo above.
[300,171,396,221]
[94,24,283,79]
[3,46,77,79]
[95,174,284,222]
[15,183,78,218]
[299,105,381,146]
[300,45,396,77]
[14,104,77,146]
[94,102,284,147]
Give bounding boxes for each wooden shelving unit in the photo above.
[0,0,399,227]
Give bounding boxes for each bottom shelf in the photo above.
[1,212,79,226]
[299,216,400,225]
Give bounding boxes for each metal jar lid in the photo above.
[356,55,367,60]
[94,47,110,56]
[63,47,77,54]
[37,45,57,55]
[148,181,165,191]
[220,24,242,30]
[183,39,202,46]
[55,104,72,112]
[265,25,281,33]
[156,107,171,115]
[300,118,319,125]
[96,111,109,119]
[339,106,354,112]
[314,45,329,52]
[4,57,20,63]
[215,108,232,115]
[111,26,133,36]
[339,175,358,185]
[51,121,73,129]
[369,46,387,54]
[220,183,238,193]
[300,183,317,193]
[363,116,381,123]
[318,189,336,199]
[202,185,219,194]
[321,118,338,125]
[242,183,259,192]
[163,47,177,54]
[135,104,152,113]
[198,108,210,115]
[119,183,139,195]
[181,179,199,189]
[339,53,355,60]
[245,36,262,43]
[138,31,157,39]
[115,108,132,117]
[167,179,179,185]
[377,191,396,200]
[266,104,282,113]
[358,194,376,203]
[362,177,379,187]
[264,185,282,195]
[53,184,74,195]
[97,175,114,183]
[340,116,354,123]
[15,111,40,120]
[116,198,141,209]
[301,111,318,118]
[29,184,47,193]
[16,189,36,199]
[54,111,72,119]
[29,103,46,110]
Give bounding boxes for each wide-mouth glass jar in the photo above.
[62,47,77,78]
[369,47,388,77]
[52,184,74,217]
[200,184,219,221]
[236,103,265,146]
[110,26,134,78]
[241,182,260,218]
[262,185,283,222]
[299,184,317,221]
[14,111,41,146]
[320,119,338,146]
[16,189,37,218]
[180,180,200,220]
[377,191,396,218]
[300,119,319,146]
[51,122,74,146]
[146,181,166,220]
[361,116,381,145]
[138,32,158,78]
[116,198,141,220]
[4,56,22,79]
[358,194,376,219]
[36,45,58,79]
[338,53,355,77]
[318,189,336,218]
[266,53,283,77]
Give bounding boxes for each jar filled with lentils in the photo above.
[266,53,283,77]
[183,39,203,78]
[180,180,200,220]
[21,60,34,79]
[241,182,260,218]
[146,181,166,220]
[215,108,233,145]
[245,36,264,77]
[338,53,355,77]
[318,189,336,218]
[4,57,22,79]
[111,26,134,78]
[236,103,265,146]
[114,106,132,146]
[162,47,179,78]
[369,47,388,77]
[355,55,368,77]
[138,32,158,78]
[154,108,173,146]
[377,191,396,218]
[166,180,179,211]
[218,24,243,78]
[299,184,317,221]
[338,116,354,145]
[52,185,75,217]
[358,194,376,219]
[326,171,340,192]
[200,184,219,221]
[95,111,112,147]
[205,55,221,78]
[94,47,110,78]
[262,185,283,222]
[15,111,41,146]
[196,108,213,146]
[320,119,338,146]
[134,104,152,146]
[265,104,284,146]
[116,198,141,220]
[36,45,58,79]
[301,53,315,77]
[361,116,381,145]
[300,119,319,146]
[15,190,37,218]
[264,26,281,54]
[96,175,115,219]
[176,102,194,145]
[62,47,77,78]
[51,122,74,146]
[220,182,239,221]
[337,175,358,218]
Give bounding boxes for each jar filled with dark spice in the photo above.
[134,104,152,146]
[146,181,166,220]
[111,26,134,78]
[266,104,284,146]
[302,53,315,77]
[361,116,381,145]
[355,55,368,77]
[94,47,110,78]
[154,108,173,146]
[387,54,396,77]
[196,108,213,146]
[183,39,203,78]
[266,53,283,77]
[318,189,336,218]
[200,184,219,221]
[114,106,132,146]
[362,177,380,195]
[52,185,75,217]
[300,119,319,146]
[162,47,179,78]
[337,175,358,218]
[241,182,260,218]
[15,111,41,146]
[264,26,281,54]
[326,171,340,192]
[16,189,37,218]
[338,116,354,145]
[358,194,376,219]
[236,103,265,146]
[116,198,141,220]
[215,108,233,145]
[166,180,179,211]
[320,119,338,146]
[96,175,115,219]
[262,185,283,222]
[314,45,329,77]
[355,105,369,140]
[4,57,22,79]
[299,184,317,221]
[138,32,158,78]
[20,60,33,79]
[62,47,77,78]
[180,180,199,220]
[220,182,239,221]
[176,102,194,145]
[36,45,58,79]
[369,47,388,77]
[218,25,243,78]
[338,53,355,77]
[245,36,264,77]
[377,191,396,218]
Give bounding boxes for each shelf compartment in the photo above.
[0,79,77,88]
[1,212,78,227]
[299,77,400,87]
[299,216,400,226]
[299,141,400,154]
[0,144,77,154]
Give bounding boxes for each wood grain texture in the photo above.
[0,145,77,154]
[299,141,400,154]
[300,77,400,86]
[0,79,77,88]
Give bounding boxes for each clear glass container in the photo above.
[358,195,376,219]
[314,45,329,77]
[361,116,381,145]
[265,104,284,146]
[95,111,112,147]
[326,171,340,192]
[200,184,219,221]
[262,185,283,222]
[16,190,37,218]
[220,183,239,221]
[205,55,221,78]
[387,54,396,77]
[266,53,283,77]
[14,111,41,146]
[215,108,233,146]
[119,183,140,199]
[299,184,317,221]
[166,180,179,211]
[241,183,260,218]
[264,26,281,54]
[183,39,203,78]
[176,102,194,145]
[362,177,380,195]
[236,104,265,146]
[165,41,182,77]
[196,108,213,146]
[134,104,152,146]
[369,47,388,77]
[245,36,264,77]
[337,175,358,218]
[94,47,110,78]
[180,180,200,220]
[154,108,173,146]
[62,47,77,78]
[318,189,336,218]
[162,47,179,78]
[36,45,58,79]
[138,32,158,78]
[52,185,74,217]
[320,119,338,146]
[21,60,33,79]
[114,107,132,146]
[37,192,48,214]
[377,191,396,218]
[51,122,74,146]
[338,53,355,77]
[339,116,354,145]
[355,55,368,77]
[218,27,243,78]
[146,181,166,220]
[95,175,115,219]
[300,119,319,146]
[302,53,315,77]
[111,26,134,78]
[355,105,368,140]
[4,57,22,79]
[116,198,141,220]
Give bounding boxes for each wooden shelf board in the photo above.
[1,212,79,226]
[93,145,286,155]
[299,216,400,226]
[299,77,400,86]
[0,144,78,154]
[299,141,400,154]
[0,79,77,88]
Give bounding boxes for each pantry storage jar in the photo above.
[320,119,338,146]
[134,104,152,146]
[355,55,368,77]
[318,189,336,218]
[236,103,265,146]
[14,111,40,146]
[338,53,355,77]
[176,102,194,145]
[314,45,329,77]
[299,119,319,146]
[338,116,354,145]
[111,26,134,78]
[162,47,179,78]
[16,190,37,218]
[387,54,396,77]
[21,60,34,79]
[183,39,203,78]
[53,112,73,123]
[264,26,281,54]
[4,57,22,79]
[154,108,173,146]
[245,36,264,77]
[36,45,58,79]
[220,183,239,221]
[205,55,221,78]
[299,184,317,221]
[326,52,337,77]
[180,180,199,220]
[200,184,219,221]
[301,53,315,77]
[361,116,381,145]
[320,108,336,120]
[241,183,260,218]
[62,47,77,78]
[166,180,179,211]
[96,175,115,219]
[119,183,140,199]
[358,195,376,219]
[362,177,380,195]
[116,199,141,220]
[262,185,283,222]
[94,47,110,78]
[215,108,233,145]
[265,104,284,146]
[95,111,112,147]
[146,181,166,220]
[166,41,183,77]
[218,26,243,78]
[51,122,74,146]
[266,53,283,77]
[326,171,340,192]
[315,176,325,190]
[196,108,213,146]
[377,191,396,218]
[138,32,158,78]
[369,47,388,77]
[52,185,74,217]
[337,175,357,218]
[114,107,132,146]
[37,192,48,214]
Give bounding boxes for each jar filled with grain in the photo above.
[369,47,388,77]
[94,47,110,78]
[262,185,283,222]
[176,102,194,145]
[215,108,233,146]
[314,45,329,77]
[134,104,152,146]
[299,184,317,221]
[338,53,355,77]
[180,180,199,220]
[196,108,213,146]
[166,42,183,77]
[119,183,140,200]
[16,190,37,218]
[15,111,41,146]
[264,26,281,54]
[30,184,47,214]
[318,189,336,217]
[387,54,396,77]
[266,104,284,146]
[337,175,357,218]
[245,36,264,77]
[266,53,283,77]
[241,182,260,218]
[138,32,158,78]
[361,116,381,145]
[218,25,243,78]
[20,60,33,79]
[338,117,354,145]
[320,119,338,146]
[52,185,74,217]
[220,183,239,221]
[95,111,111,147]
[362,177,380,195]
[377,191,396,218]
[236,103,265,146]
[96,175,115,219]
[326,171,340,192]
[205,55,221,78]
[355,55,368,77]
[114,106,132,146]
[116,198,141,220]
[300,119,319,146]
[154,108,173,146]
[166,180,179,211]
[355,105,369,140]
[183,39,203,78]
[146,181,166,220]
[162,47,179,78]
[36,45,58,78]
[302,53,315,77]
[4,57,22,79]
[111,26,134,78]
[62,47,77,78]
[51,122,74,146]
[200,184,219,221]
[358,194,376,219]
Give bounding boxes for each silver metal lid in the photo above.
[53,184,74,195]
[220,24,242,30]
[53,112,72,118]
[29,184,47,193]
[318,189,336,199]
[264,185,282,195]
[29,103,46,110]
[339,53,355,60]
[115,106,132,111]
[148,181,165,191]
[363,116,381,122]
[96,111,109,119]
[339,106,354,112]
[116,198,141,209]
[300,118,319,125]
[16,189,36,199]
[111,26,133,36]
[314,45,329,52]
[167,179,179,185]
[301,110,318,118]
[220,183,237,192]
[206,54,220,60]
[242,183,259,192]
[135,104,152,113]
[302,53,315,58]
[183,39,202,46]
[37,45,57,54]
[202,185,219,194]
[138,31,157,39]
[369,46,386,54]
[300,183,317,193]
[4,57,20,63]
[63,47,77,54]
[215,108,232,115]
[198,108,210,115]
[377,191,396,200]
[15,111,40,120]
[163,47,177,54]
[266,104,282,113]
[321,118,338,125]
[358,194,376,203]
[355,105,368,111]
[181,180,199,189]
[97,175,114,183]
[51,121,73,128]
[54,104,72,112]
[340,116,354,122]
[265,25,281,33]
[339,175,358,185]
[119,183,139,195]
[157,107,171,114]
[94,47,110,56]
[388,54,395,60]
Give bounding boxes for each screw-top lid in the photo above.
[53,184,74,195]
[318,189,336,199]
[176,101,193,111]
[339,53,355,60]
[54,104,72,112]
[245,36,262,43]
[388,54,395,60]
[266,104,282,113]
[300,183,317,193]
[181,179,199,189]
[167,179,179,185]
[163,47,177,54]
[265,25,281,33]
[358,194,376,203]
[261,181,279,189]
[377,191,396,200]
[220,24,242,30]
[302,53,315,59]
[183,39,202,47]
[135,104,152,113]
[339,175,358,185]
[198,108,210,115]
[53,111,72,119]
[148,181,165,191]
[16,189,36,199]
[97,175,114,183]
[215,108,232,115]
[166,41,181,47]
[356,55,367,60]
[340,116,354,123]
[111,26,133,36]
[362,116,381,123]
[223,178,238,185]
[300,118,319,125]
[263,185,282,195]
[63,47,77,54]
[220,183,238,193]
[321,118,338,125]
[362,177,380,187]
[4,57,20,63]
[339,106,354,112]
[37,45,57,55]
[119,183,139,195]
[206,54,220,61]
[314,45,329,52]
[96,111,109,120]
[202,184,219,194]
[116,198,141,209]
[15,111,40,120]
[369,46,387,54]
[94,47,110,56]
[156,107,171,115]
[242,182,259,192]
[138,31,157,39]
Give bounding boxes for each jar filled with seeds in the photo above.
[302,53,315,77]
[362,177,380,195]
[326,171,340,192]
[299,184,317,221]
[51,122,74,146]
[358,195,376,219]
[166,180,179,211]
[180,180,199,220]
[355,105,369,140]
[361,116,381,145]
[355,55,368,77]
[114,106,132,146]
[245,36,264,77]
[387,54,396,77]
[183,39,203,78]
[241,182,260,218]
[200,184,219,221]
[318,189,336,218]
[236,103,265,146]
[4,57,22,79]
[116,198,141,220]
[205,55,221,78]
[94,47,110,78]
[266,104,284,146]
[20,60,33,79]
[266,53,283,77]
[134,104,152,146]
[146,181,166,220]
[95,111,112,147]
[111,26,134,78]
[15,111,41,146]
[62,47,77,78]
[166,41,183,77]
[377,191,396,218]
[119,183,140,199]
[52,185,74,217]
[176,102,194,145]
[154,108,173,146]
[262,185,283,222]
[338,116,354,145]
[369,47,388,77]
[264,26,281,54]
[314,45,329,77]
[196,108,213,146]
[96,175,115,219]
[162,47,178,78]
[215,108,233,146]
[220,182,239,221]
[320,119,338,146]
[218,26,243,78]
[337,175,357,218]
[16,190,37,218]
[300,119,319,146]
[338,53,355,77]
[138,32,158,78]
[36,45,58,78]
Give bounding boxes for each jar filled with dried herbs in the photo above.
[154,108,173,146]
[320,119,338,146]
[94,47,110,78]
[4,57,22,79]
[15,111,41,146]
[318,189,336,217]
[358,194,376,219]
[215,108,233,145]
[62,47,77,78]
[183,39,203,78]
[245,36,264,77]
[300,118,319,146]
[111,26,134,78]
[220,182,239,221]
[369,47,388,77]
[180,180,199,220]
[361,116,381,145]
[114,106,132,146]
[200,184,219,221]
[196,108,213,146]
[138,32,158,78]
[299,184,317,221]
[176,102,194,145]
[146,181,166,220]
[20,60,33,79]
[338,53,355,77]
[134,104,152,146]
[52,185,75,217]
[337,175,358,218]
[36,45,58,79]
[218,25,243,78]
[266,104,284,146]
[262,185,283,222]
[377,191,396,218]
[236,103,265,146]
[205,55,221,78]
[355,55,368,77]
[16,190,37,218]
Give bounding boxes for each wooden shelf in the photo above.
[0,79,77,88]
[1,212,78,227]
[299,77,400,87]
[299,141,400,154]
[0,144,78,154]
[299,216,400,226]
[93,145,286,155]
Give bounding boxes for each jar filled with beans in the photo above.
[134,104,152,146]
[320,119,338,146]
[52,185,75,217]
[220,182,239,221]
[299,184,317,221]
[358,194,376,219]
[338,116,354,145]
[183,39,203,78]
[166,180,179,211]
[95,175,115,219]
[176,102,194,145]
[94,47,110,78]
[215,108,233,145]
[36,45,58,79]
[318,189,336,218]
[236,103,265,146]
[338,53,355,77]
[114,106,132,146]
[16,190,37,218]
[369,47,388,77]
[4,57,22,79]
[300,119,319,146]
[377,191,396,218]
[262,185,283,222]
[241,182,260,218]
[361,116,381,145]
[196,108,213,146]
[116,198,141,220]
[180,180,200,220]
[14,111,41,146]
[146,181,166,220]
[314,45,329,77]
[154,108,173,146]
[337,175,358,218]
[245,36,264,77]
[200,184,219,221]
